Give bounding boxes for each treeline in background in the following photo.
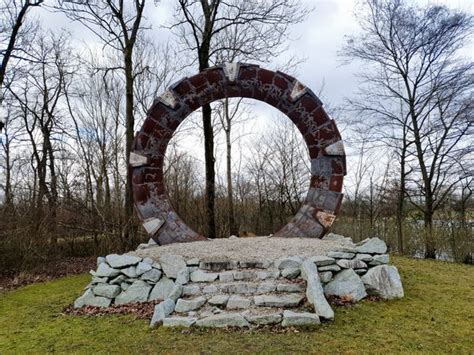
[0,0,472,276]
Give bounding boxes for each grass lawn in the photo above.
[0,257,473,354]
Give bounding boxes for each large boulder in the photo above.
[356,237,387,254]
[115,280,151,305]
[324,269,367,302]
[149,277,176,301]
[92,284,121,298]
[150,299,175,328]
[361,265,404,299]
[94,263,120,278]
[159,254,187,279]
[301,260,334,320]
[74,289,111,308]
[105,254,142,268]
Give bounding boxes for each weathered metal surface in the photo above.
[130,62,346,245]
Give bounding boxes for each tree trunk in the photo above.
[396,144,407,255]
[224,98,237,236]
[123,49,136,247]
[424,207,436,259]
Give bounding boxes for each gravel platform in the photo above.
[132,236,354,262]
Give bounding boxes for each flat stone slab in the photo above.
[175,296,206,312]
[163,317,197,327]
[106,254,142,268]
[254,294,304,307]
[245,313,282,325]
[195,313,250,328]
[281,310,320,326]
[133,237,355,263]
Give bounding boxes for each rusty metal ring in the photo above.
[130,63,346,245]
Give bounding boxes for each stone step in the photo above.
[175,292,306,314]
[182,281,306,296]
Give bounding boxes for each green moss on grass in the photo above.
[0,257,473,354]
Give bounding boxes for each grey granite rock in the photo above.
[227,295,251,309]
[109,275,126,285]
[307,255,336,266]
[253,294,304,307]
[202,284,218,294]
[324,269,367,302]
[318,271,333,283]
[92,284,121,298]
[149,277,175,301]
[106,254,142,268]
[281,310,320,326]
[318,264,341,272]
[140,268,162,283]
[175,296,206,312]
[195,313,250,328]
[150,299,175,328]
[301,260,334,320]
[97,256,106,266]
[175,267,190,285]
[361,265,404,299]
[190,270,219,282]
[336,259,368,269]
[355,253,373,262]
[245,313,282,325]
[232,270,254,280]
[282,267,301,279]
[91,276,108,284]
[208,295,229,306]
[327,251,355,259]
[239,260,272,269]
[186,258,200,266]
[160,254,187,279]
[163,317,197,327]
[95,263,120,278]
[220,282,257,294]
[276,283,305,292]
[219,271,234,282]
[256,282,277,293]
[115,280,151,305]
[275,256,303,270]
[356,237,387,254]
[369,254,390,265]
[136,262,152,276]
[182,284,200,296]
[168,284,183,302]
[256,270,280,280]
[74,289,111,308]
[142,257,154,265]
[121,266,138,278]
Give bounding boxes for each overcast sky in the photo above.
[32,0,474,190]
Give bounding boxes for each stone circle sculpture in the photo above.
[130,63,346,245]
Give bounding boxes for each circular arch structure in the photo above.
[130,63,346,245]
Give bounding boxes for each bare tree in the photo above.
[172,0,310,238]
[58,0,152,246]
[343,0,473,258]
[0,0,43,133]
